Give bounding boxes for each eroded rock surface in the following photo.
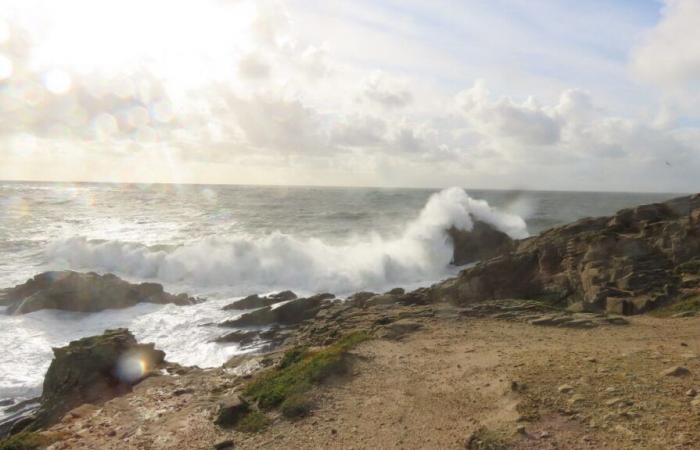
[0,271,199,314]
[12,329,166,433]
[433,194,700,314]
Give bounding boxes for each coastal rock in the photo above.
[448,220,514,266]
[214,396,250,428]
[1,271,199,314]
[29,328,165,430]
[220,294,334,327]
[431,194,700,314]
[222,290,297,311]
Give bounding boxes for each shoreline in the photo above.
[1,192,699,449]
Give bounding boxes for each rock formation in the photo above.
[432,194,700,314]
[220,293,335,328]
[0,271,199,314]
[10,329,165,433]
[222,290,297,311]
[448,220,514,266]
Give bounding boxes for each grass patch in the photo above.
[0,431,61,450]
[242,332,370,411]
[234,411,270,433]
[280,393,313,418]
[650,294,700,317]
[467,427,511,450]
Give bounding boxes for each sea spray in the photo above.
[44,188,529,295]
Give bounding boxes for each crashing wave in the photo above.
[45,187,528,294]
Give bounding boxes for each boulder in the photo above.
[220,294,333,327]
[28,329,165,430]
[448,220,513,266]
[1,271,198,314]
[222,290,297,311]
[214,396,250,428]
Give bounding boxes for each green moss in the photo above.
[243,332,370,411]
[280,393,313,418]
[234,411,270,433]
[650,294,700,317]
[0,431,56,450]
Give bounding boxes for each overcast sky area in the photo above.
[0,0,698,192]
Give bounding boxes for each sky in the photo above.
[0,0,698,192]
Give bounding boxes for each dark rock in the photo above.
[214,396,249,428]
[221,294,331,327]
[448,221,514,266]
[222,290,297,311]
[213,330,259,345]
[0,399,13,407]
[2,271,199,314]
[386,287,405,296]
[31,328,165,429]
[661,366,690,377]
[214,439,235,449]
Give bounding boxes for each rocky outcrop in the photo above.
[220,293,335,328]
[449,221,514,266]
[222,291,297,311]
[0,271,199,314]
[14,329,165,432]
[432,194,700,314]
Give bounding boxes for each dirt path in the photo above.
[45,313,700,450]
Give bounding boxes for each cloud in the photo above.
[331,115,386,147]
[630,0,700,103]
[238,53,271,79]
[456,80,561,146]
[362,71,413,109]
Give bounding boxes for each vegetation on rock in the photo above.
[242,332,370,410]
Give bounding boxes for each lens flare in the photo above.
[115,351,150,383]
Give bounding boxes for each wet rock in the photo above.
[214,330,259,345]
[0,399,13,407]
[661,366,691,377]
[223,291,297,311]
[448,221,513,266]
[2,271,198,314]
[221,294,332,327]
[31,328,165,430]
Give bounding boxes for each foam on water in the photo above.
[44,188,528,295]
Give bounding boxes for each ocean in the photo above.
[0,181,680,413]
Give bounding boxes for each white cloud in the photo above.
[456,80,560,146]
[631,0,700,104]
[362,71,413,109]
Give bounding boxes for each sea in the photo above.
[0,181,681,414]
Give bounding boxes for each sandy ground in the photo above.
[44,311,700,450]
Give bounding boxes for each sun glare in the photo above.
[17,0,257,86]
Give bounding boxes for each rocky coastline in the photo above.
[1,193,700,449]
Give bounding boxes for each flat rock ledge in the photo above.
[0,271,200,314]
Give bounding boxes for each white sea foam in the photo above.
[44,188,528,295]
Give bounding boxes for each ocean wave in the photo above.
[44,187,528,294]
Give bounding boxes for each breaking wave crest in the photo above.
[45,187,528,294]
